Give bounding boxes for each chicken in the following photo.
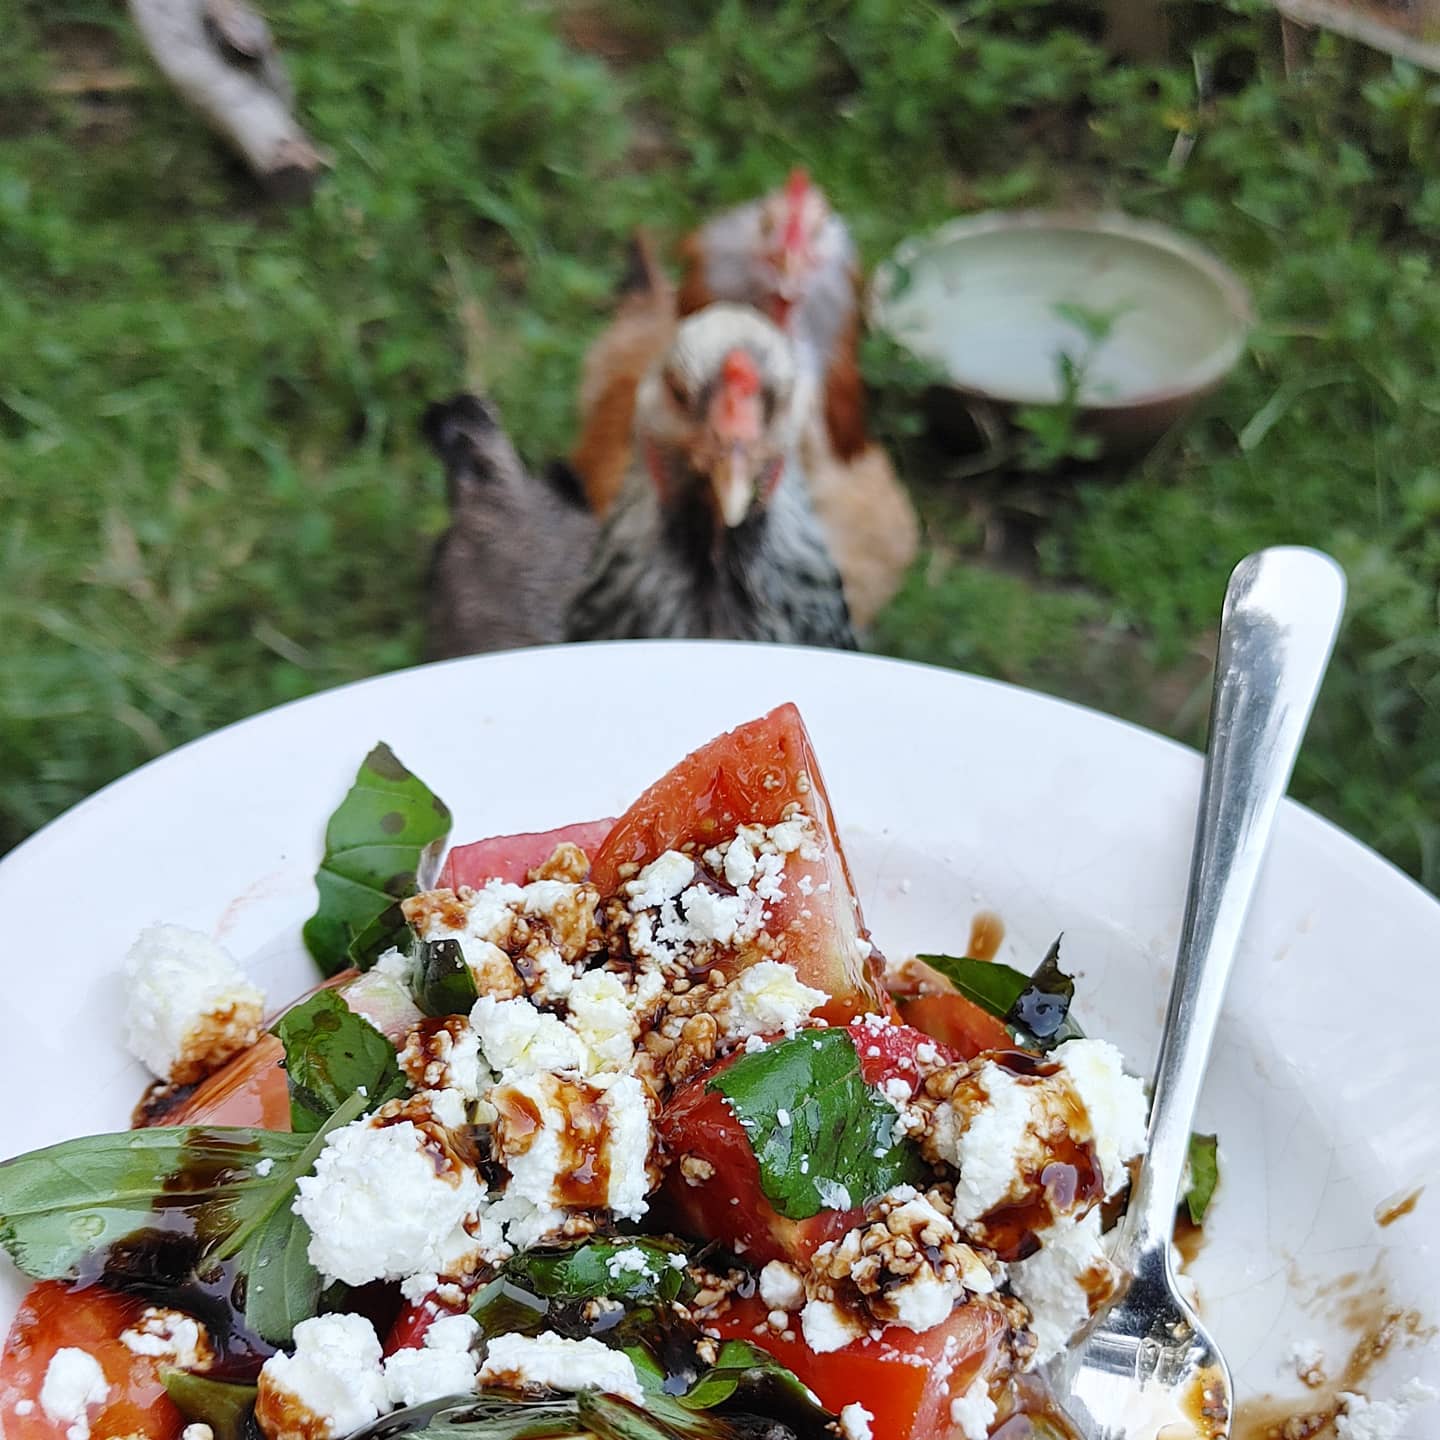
[571,172,918,628]
[422,393,598,659]
[565,304,856,648]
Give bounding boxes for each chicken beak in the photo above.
[712,447,754,528]
[707,349,765,527]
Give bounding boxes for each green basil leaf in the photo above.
[232,1197,322,1344]
[1183,1132,1220,1225]
[162,1371,259,1440]
[270,988,408,1133]
[348,1395,591,1440]
[918,937,1082,1051]
[468,1276,552,1337]
[0,1127,308,1281]
[506,1239,689,1306]
[417,936,479,1018]
[302,742,452,977]
[678,1340,816,1413]
[706,1028,928,1220]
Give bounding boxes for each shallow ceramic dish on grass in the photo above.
[1,642,1435,1434]
[869,211,1253,454]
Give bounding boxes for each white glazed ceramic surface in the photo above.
[1,643,1435,1431]
[869,212,1251,407]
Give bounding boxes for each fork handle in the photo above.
[1121,547,1346,1264]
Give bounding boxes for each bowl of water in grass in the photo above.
[869,210,1253,456]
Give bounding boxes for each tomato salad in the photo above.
[0,704,1187,1440]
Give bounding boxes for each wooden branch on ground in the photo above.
[127,0,325,200]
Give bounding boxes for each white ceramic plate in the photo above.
[2,643,1436,1434]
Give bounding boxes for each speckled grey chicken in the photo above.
[565,304,855,648]
[423,394,598,659]
[572,172,918,628]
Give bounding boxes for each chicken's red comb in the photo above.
[781,168,813,255]
[722,348,762,397]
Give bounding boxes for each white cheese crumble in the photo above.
[605,1246,658,1280]
[948,1376,997,1440]
[938,1062,1037,1226]
[383,1314,480,1407]
[1051,1038,1149,1196]
[758,1260,805,1312]
[256,1313,389,1440]
[1007,1207,1113,1363]
[39,1348,110,1440]
[887,1269,960,1331]
[1286,1336,1326,1385]
[839,1403,875,1440]
[799,1299,863,1354]
[626,852,696,910]
[118,1306,212,1370]
[477,1332,644,1403]
[471,995,587,1077]
[1336,1381,1438,1440]
[182,1425,215,1440]
[567,970,638,1071]
[121,924,265,1084]
[715,960,826,1038]
[295,1116,490,1286]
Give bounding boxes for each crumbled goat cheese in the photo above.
[715,960,826,1038]
[626,852,696,910]
[478,1332,644,1403]
[119,1307,212,1370]
[122,924,264,1084]
[255,1157,275,1178]
[759,1260,806,1312]
[1007,1207,1114,1363]
[596,1072,653,1221]
[814,1177,853,1211]
[887,1270,960,1331]
[1051,1038,1149,1196]
[427,1086,469,1130]
[256,1314,389,1440]
[723,833,759,887]
[839,1404,875,1440]
[295,1115,490,1286]
[938,1062,1039,1226]
[800,1300,864,1354]
[679,885,750,945]
[471,995,588,1077]
[1336,1381,1438,1440]
[40,1348,110,1440]
[400,1272,440,1304]
[948,1376,997,1440]
[182,1425,215,1440]
[605,1246,658,1280]
[567,970,638,1071]
[383,1314,480,1407]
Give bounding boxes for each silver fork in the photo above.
[1051,547,1346,1439]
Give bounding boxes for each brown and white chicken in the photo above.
[570,171,918,628]
[565,304,855,648]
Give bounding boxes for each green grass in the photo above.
[4,0,1440,891]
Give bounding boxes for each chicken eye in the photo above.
[663,370,691,409]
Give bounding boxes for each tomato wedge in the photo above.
[898,993,1011,1061]
[590,704,885,1020]
[657,1022,959,1266]
[0,1282,186,1440]
[438,820,615,889]
[711,1294,1007,1440]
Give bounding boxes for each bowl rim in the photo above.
[867,208,1255,411]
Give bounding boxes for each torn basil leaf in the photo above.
[707,1028,927,1220]
[416,936,479,1017]
[303,742,452,977]
[676,1340,818,1414]
[0,1125,308,1281]
[506,1239,690,1306]
[162,1371,259,1440]
[271,988,407,1133]
[919,936,1082,1050]
[1183,1132,1220,1225]
[232,1193,323,1345]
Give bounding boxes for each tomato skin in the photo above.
[657,1023,957,1266]
[438,820,615,889]
[0,1282,186,1440]
[589,704,886,1020]
[710,1295,1007,1440]
[381,1293,465,1356]
[899,994,1012,1061]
